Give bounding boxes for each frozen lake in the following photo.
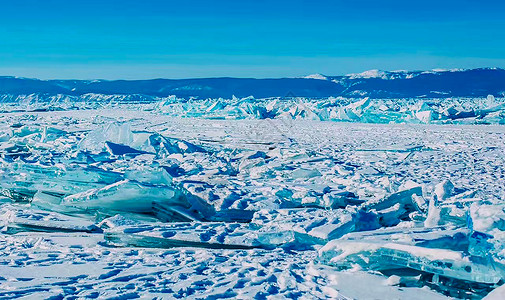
[1,102,505,299]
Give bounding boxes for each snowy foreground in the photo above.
[1,100,505,299]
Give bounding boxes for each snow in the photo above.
[347,69,389,79]
[484,283,505,300]
[0,97,505,298]
[302,74,328,80]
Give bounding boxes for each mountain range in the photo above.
[1,68,504,99]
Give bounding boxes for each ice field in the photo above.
[1,96,505,299]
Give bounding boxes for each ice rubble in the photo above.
[151,95,505,124]
[2,93,504,124]
[1,105,505,298]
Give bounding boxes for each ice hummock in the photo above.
[153,95,505,124]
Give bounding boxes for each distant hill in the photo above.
[1,68,504,99]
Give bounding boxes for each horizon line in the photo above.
[0,67,502,82]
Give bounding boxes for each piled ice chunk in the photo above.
[155,95,505,124]
[1,204,101,234]
[103,218,319,250]
[316,178,505,298]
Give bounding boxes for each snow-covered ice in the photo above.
[1,97,505,299]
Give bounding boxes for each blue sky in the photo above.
[1,0,504,79]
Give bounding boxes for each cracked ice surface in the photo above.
[1,105,505,299]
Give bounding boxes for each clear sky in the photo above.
[1,0,504,79]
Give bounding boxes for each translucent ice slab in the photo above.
[104,221,318,250]
[318,226,505,297]
[1,205,101,234]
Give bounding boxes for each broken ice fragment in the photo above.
[365,186,423,226]
[319,239,505,284]
[207,209,255,223]
[251,208,357,242]
[424,196,441,228]
[307,214,356,241]
[305,190,362,209]
[80,122,207,157]
[1,205,101,234]
[434,180,455,202]
[291,168,321,179]
[368,186,423,212]
[1,188,36,203]
[104,221,317,250]
[415,110,433,123]
[152,201,201,222]
[470,203,505,232]
[319,226,505,297]
[105,141,151,156]
[62,180,177,213]
[1,143,31,159]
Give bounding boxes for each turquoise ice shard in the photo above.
[367,185,424,211]
[79,121,206,157]
[1,205,101,234]
[291,168,321,179]
[318,226,505,297]
[79,122,134,153]
[307,190,362,209]
[1,163,124,201]
[250,208,357,242]
[364,185,424,227]
[104,221,317,250]
[61,180,177,213]
[319,239,505,284]
[0,188,36,203]
[105,141,151,156]
[425,180,475,228]
[337,98,371,121]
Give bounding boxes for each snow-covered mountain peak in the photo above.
[303,74,328,80]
